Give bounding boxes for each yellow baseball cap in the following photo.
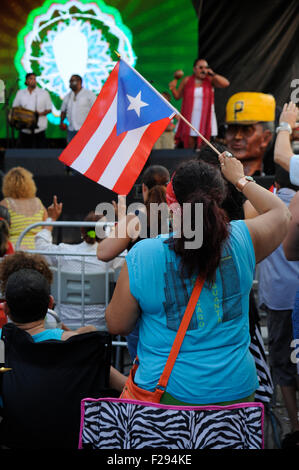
[226,92,275,124]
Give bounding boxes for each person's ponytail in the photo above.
[170,159,229,284]
[172,189,229,284]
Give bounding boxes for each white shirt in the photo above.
[290,155,299,186]
[61,88,97,131]
[12,87,52,134]
[190,86,218,137]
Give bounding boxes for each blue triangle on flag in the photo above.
[116,60,174,135]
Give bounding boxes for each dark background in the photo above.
[191,0,299,124]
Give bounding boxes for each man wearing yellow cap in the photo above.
[225,92,275,176]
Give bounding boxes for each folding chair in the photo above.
[50,268,115,330]
[0,323,114,449]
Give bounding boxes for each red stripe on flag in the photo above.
[84,124,128,182]
[59,62,119,167]
[112,117,171,195]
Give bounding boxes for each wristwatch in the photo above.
[276,122,292,134]
[236,176,255,192]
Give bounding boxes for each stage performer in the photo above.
[12,73,52,148]
[169,58,229,149]
[60,75,96,143]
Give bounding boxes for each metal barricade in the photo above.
[15,221,128,368]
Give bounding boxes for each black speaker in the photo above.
[4,148,67,176]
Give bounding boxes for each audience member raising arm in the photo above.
[98,165,170,362]
[107,154,290,335]
[219,153,291,263]
[97,165,170,263]
[106,153,290,407]
[274,101,299,185]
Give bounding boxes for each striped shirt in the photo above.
[5,198,45,250]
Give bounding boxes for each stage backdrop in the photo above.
[1,1,298,145]
[192,0,299,125]
[0,0,198,140]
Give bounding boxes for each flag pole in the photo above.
[114,51,221,156]
[174,113,221,155]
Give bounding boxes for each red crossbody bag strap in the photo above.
[157,276,205,391]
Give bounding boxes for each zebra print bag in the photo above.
[79,397,264,449]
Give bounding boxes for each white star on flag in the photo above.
[59,59,176,195]
[126,91,149,117]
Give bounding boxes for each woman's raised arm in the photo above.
[219,153,291,263]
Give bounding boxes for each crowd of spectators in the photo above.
[0,68,299,449]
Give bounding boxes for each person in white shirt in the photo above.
[60,74,97,143]
[274,101,299,185]
[35,196,124,331]
[12,73,52,148]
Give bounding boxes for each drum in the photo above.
[8,107,38,130]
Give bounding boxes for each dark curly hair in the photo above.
[0,251,53,295]
[5,269,50,323]
[196,143,246,221]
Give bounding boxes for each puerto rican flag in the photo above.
[59,59,175,195]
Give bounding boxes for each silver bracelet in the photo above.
[276,122,292,134]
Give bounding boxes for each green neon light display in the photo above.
[14,0,137,125]
[0,0,198,139]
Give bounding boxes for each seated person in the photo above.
[0,251,61,329]
[0,269,126,449]
[35,196,123,330]
[0,256,126,393]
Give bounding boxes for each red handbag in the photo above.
[120,276,205,403]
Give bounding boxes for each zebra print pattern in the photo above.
[249,324,274,403]
[79,399,264,449]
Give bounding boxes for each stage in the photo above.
[0,147,274,243]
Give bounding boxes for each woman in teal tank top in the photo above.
[105,154,291,405]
